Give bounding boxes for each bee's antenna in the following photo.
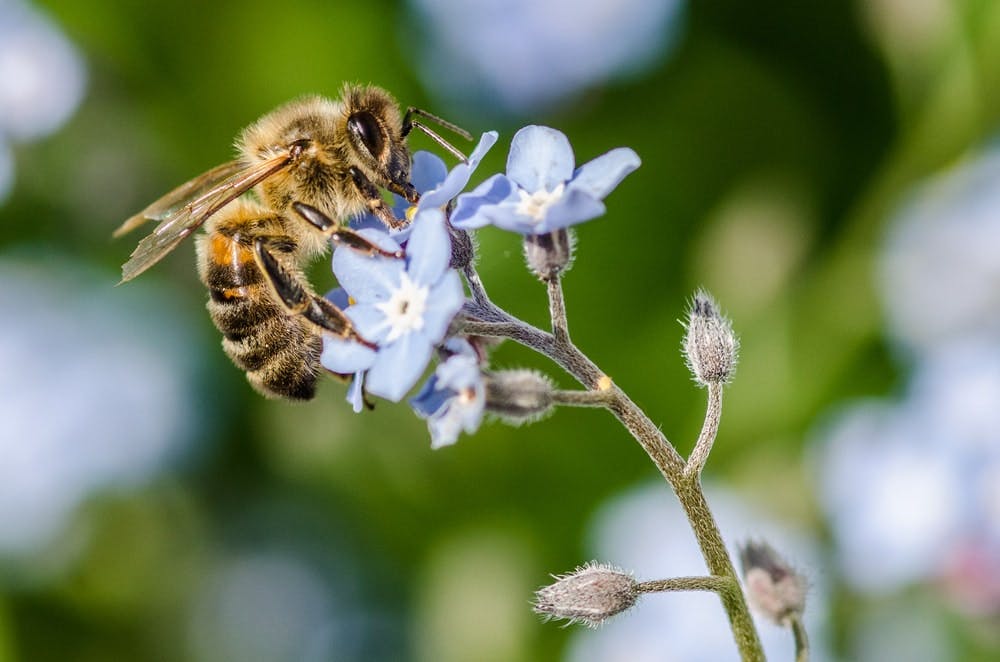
[403,107,473,163]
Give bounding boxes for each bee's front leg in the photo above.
[348,166,412,229]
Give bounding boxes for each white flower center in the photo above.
[377,272,429,342]
[516,183,565,221]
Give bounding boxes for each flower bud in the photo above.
[523,229,575,281]
[683,290,738,385]
[484,369,554,424]
[738,540,808,626]
[533,562,639,628]
[449,225,477,270]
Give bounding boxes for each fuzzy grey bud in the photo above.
[523,229,575,281]
[533,562,639,628]
[484,369,555,423]
[683,290,738,385]
[739,540,808,626]
[449,225,476,271]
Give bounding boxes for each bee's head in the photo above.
[342,84,416,203]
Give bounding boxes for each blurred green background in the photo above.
[2,0,999,660]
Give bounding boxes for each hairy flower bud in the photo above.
[523,229,575,281]
[484,369,554,423]
[449,225,476,271]
[739,540,808,626]
[533,562,639,628]
[683,290,738,385]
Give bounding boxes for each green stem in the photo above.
[637,575,732,594]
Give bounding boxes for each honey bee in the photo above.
[115,84,469,400]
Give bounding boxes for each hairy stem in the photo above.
[684,382,723,478]
[551,389,617,408]
[637,575,732,594]
[460,266,765,661]
[547,276,570,345]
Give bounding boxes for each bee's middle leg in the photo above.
[252,237,374,348]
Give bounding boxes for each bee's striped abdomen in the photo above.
[197,206,321,400]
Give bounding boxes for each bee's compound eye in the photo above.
[348,111,384,158]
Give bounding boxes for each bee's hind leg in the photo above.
[252,237,375,349]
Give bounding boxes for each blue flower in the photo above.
[452,125,640,235]
[410,339,485,449]
[320,208,464,402]
[351,131,499,237]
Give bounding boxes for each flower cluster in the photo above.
[320,125,639,447]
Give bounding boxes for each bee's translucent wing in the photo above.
[117,151,295,283]
[113,160,247,238]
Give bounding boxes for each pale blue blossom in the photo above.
[452,125,640,234]
[321,209,464,402]
[410,339,485,448]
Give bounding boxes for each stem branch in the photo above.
[684,382,723,478]
[638,575,732,594]
[460,265,765,661]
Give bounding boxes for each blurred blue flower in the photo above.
[0,0,86,204]
[321,209,464,402]
[409,0,686,115]
[814,339,1000,614]
[881,145,1000,353]
[0,257,201,560]
[812,139,1000,620]
[452,125,640,234]
[351,131,499,237]
[410,339,485,449]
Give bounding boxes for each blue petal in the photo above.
[324,287,350,308]
[333,241,404,303]
[428,410,463,449]
[451,174,516,229]
[320,336,376,374]
[366,333,434,402]
[471,200,539,234]
[419,131,499,209]
[421,270,464,343]
[535,189,607,232]
[507,125,575,192]
[345,303,389,344]
[404,208,450,286]
[442,336,477,358]
[411,150,448,193]
[470,130,500,165]
[410,374,450,417]
[346,372,366,413]
[349,211,383,232]
[436,353,481,392]
[570,147,641,200]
